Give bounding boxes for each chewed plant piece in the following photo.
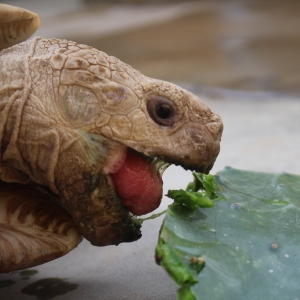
[167,173,218,210]
[135,172,217,226]
[133,210,167,228]
[187,173,217,197]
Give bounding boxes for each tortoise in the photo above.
[0,4,223,273]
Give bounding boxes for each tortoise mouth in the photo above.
[107,149,169,216]
[0,142,211,255]
[51,147,171,247]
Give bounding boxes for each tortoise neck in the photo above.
[0,38,41,185]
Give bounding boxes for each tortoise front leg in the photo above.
[0,181,82,273]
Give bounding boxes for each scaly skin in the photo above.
[0,181,82,273]
[0,37,223,271]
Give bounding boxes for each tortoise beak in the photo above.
[138,112,223,175]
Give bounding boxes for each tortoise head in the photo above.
[0,37,222,247]
[45,43,223,246]
[56,48,222,171]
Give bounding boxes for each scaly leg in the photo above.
[0,181,82,273]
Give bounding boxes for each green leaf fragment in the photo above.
[189,256,205,273]
[167,190,214,210]
[166,172,217,211]
[177,286,196,300]
[155,240,198,286]
[133,210,167,228]
[187,173,218,199]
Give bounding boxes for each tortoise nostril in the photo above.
[206,120,223,140]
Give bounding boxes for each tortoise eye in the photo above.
[156,103,172,119]
[147,96,176,126]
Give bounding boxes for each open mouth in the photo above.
[107,149,170,216]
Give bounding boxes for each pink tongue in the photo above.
[110,152,162,216]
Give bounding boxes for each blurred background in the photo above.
[2,0,300,95]
[1,1,300,299]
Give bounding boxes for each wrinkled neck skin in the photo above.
[0,37,223,246]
